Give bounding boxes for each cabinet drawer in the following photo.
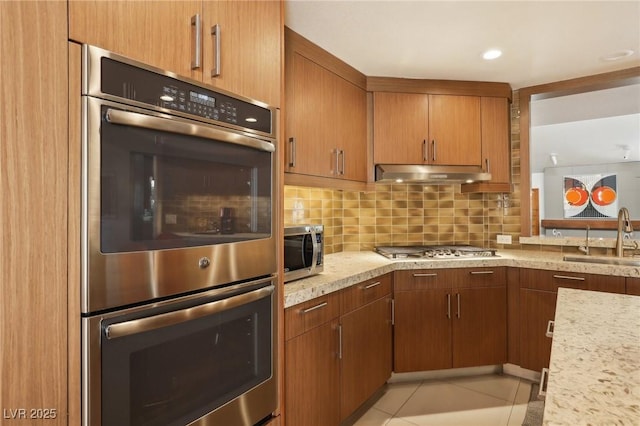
[341,274,392,314]
[394,269,453,291]
[285,291,341,340]
[452,267,506,288]
[520,268,624,293]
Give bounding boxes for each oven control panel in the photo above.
[98,56,272,135]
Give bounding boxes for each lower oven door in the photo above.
[82,277,277,426]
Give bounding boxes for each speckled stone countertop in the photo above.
[543,288,640,425]
[283,249,640,308]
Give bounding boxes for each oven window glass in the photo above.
[100,108,272,252]
[100,286,273,426]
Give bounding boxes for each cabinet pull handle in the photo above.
[553,274,585,281]
[485,158,490,173]
[340,149,346,175]
[391,298,395,326]
[446,293,451,319]
[364,281,381,290]
[288,137,296,168]
[334,148,340,176]
[413,273,437,277]
[337,324,343,359]
[422,139,427,162]
[456,293,461,319]
[545,320,554,338]
[190,14,202,70]
[210,23,221,77]
[470,270,494,275]
[539,368,549,398]
[301,301,328,314]
[432,140,436,162]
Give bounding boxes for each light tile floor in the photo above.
[352,374,532,426]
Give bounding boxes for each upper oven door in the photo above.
[82,97,277,313]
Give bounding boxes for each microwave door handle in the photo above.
[310,230,319,271]
[104,284,274,340]
[104,108,275,153]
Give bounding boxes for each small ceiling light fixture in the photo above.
[482,49,502,60]
[600,49,634,61]
[550,153,558,166]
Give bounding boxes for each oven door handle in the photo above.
[104,284,275,340]
[104,108,275,153]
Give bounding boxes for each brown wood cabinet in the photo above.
[373,93,481,167]
[284,292,341,426]
[69,0,282,107]
[284,275,392,425]
[393,267,506,372]
[518,268,626,372]
[284,28,367,185]
[462,97,512,193]
[1,2,68,424]
[626,277,640,295]
[339,275,393,420]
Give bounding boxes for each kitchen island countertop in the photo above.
[283,249,640,308]
[543,288,640,425]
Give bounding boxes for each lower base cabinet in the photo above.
[393,268,507,372]
[285,319,340,426]
[284,275,392,425]
[518,268,626,372]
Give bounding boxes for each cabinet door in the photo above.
[627,277,640,295]
[428,95,481,166]
[286,53,337,178]
[340,296,392,420]
[519,288,557,372]
[373,92,429,164]
[203,0,281,106]
[453,286,507,368]
[394,289,452,372]
[69,1,202,80]
[480,97,511,184]
[335,75,367,181]
[285,320,340,426]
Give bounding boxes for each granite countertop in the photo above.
[283,249,640,308]
[543,288,640,425]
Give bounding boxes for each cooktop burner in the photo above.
[375,245,497,259]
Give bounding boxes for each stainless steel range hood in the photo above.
[375,164,491,184]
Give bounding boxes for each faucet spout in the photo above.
[616,207,633,257]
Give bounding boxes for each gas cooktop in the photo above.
[375,245,497,259]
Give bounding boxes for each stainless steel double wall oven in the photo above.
[80,46,278,426]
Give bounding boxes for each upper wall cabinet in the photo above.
[69,0,282,107]
[285,28,368,188]
[369,78,512,192]
[373,92,481,166]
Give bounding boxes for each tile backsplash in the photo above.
[284,184,519,254]
[284,91,523,255]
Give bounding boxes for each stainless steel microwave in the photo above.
[284,225,323,283]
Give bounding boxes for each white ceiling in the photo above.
[285,1,640,173]
[530,84,640,173]
[284,0,640,89]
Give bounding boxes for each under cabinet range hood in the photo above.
[375,164,491,184]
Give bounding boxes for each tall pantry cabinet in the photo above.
[2,2,284,425]
[0,2,69,425]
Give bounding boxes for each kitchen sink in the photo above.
[563,255,640,267]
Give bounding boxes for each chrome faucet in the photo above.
[578,225,590,255]
[616,207,633,257]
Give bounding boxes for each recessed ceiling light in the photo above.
[600,49,634,61]
[482,49,502,60]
